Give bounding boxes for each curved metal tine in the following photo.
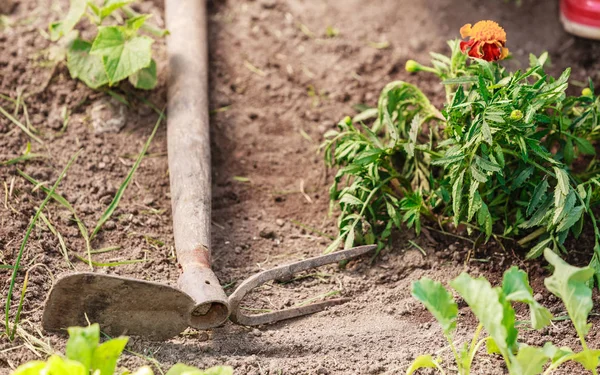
[228,245,376,326]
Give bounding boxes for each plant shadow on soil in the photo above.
[2,0,600,374]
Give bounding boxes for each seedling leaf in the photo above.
[49,0,87,41]
[129,59,157,90]
[91,336,129,375]
[405,355,442,375]
[502,267,552,329]
[67,39,110,89]
[411,278,457,334]
[66,324,100,371]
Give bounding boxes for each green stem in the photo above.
[517,227,546,246]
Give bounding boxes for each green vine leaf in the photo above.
[67,39,110,89]
[49,0,87,41]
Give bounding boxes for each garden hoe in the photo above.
[42,0,374,340]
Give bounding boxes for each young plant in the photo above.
[323,20,600,280]
[407,248,600,375]
[10,323,233,375]
[49,0,167,90]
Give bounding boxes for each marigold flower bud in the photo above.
[344,116,352,125]
[582,88,593,97]
[510,109,523,121]
[405,60,423,73]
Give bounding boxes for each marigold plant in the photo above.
[323,20,600,281]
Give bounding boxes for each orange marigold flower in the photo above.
[459,20,509,62]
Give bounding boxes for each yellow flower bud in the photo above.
[510,109,523,121]
[582,88,593,97]
[405,60,423,73]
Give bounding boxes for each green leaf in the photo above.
[553,167,570,196]
[405,355,442,375]
[476,156,502,173]
[450,273,518,356]
[527,180,549,217]
[125,14,151,31]
[100,0,135,19]
[573,137,595,155]
[131,367,155,375]
[90,336,129,375]
[442,76,479,85]
[452,170,465,225]
[556,205,584,233]
[511,166,534,190]
[570,350,600,371]
[542,342,574,364]
[90,26,154,85]
[11,362,47,375]
[340,194,363,206]
[49,0,87,41]
[525,237,552,260]
[544,249,595,337]
[411,278,458,335]
[564,139,574,165]
[510,345,549,375]
[502,267,552,329]
[481,120,493,145]
[46,356,87,375]
[202,367,235,375]
[129,58,157,90]
[477,202,492,239]
[67,39,110,89]
[65,324,100,371]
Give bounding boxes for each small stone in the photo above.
[90,97,127,134]
[143,196,155,206]
[251,328,262,337]
[448,244,457,251]
[275,218,285,227]
[534,293,544,302]
[234,246,242,254]
[259,0,276,9]
[104,220,117,230]
[259,228,277,239]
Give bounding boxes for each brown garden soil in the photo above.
[3,0,600,374]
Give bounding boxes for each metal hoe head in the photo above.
[42,272,227,341]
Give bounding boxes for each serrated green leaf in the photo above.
[477,202,492,239]
[129,58,157,90]
[91,336,129,375]
[502,267,552,329]
[451,273,518,356]
[527,180,549,217]
[476,156,502,173]
[65,324,100,371]
[544,249,595,338]
[340,194,363,206]
[511,166,533,190]
[411,278,458,335]
[468,182,482,222]
[556,205,584,233]
[49,0,87,41]
[405,355,441,375]
[67,39,110,89]
[481,120,492,145]
[90,26,154,85]
[521,197,553,229]
[553,167,570,196]
[573,137,595,155]
[470,164,488,183]
[526,237,552,260]
[452,170,465,224]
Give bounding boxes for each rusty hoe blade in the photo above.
[228,245,376,326]
[42,0,229,339]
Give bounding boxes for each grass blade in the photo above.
[4,149,81,340]
[39,211,74,269]
[0,104,43,144]
[1,154,45,166]
[90,112,164,239]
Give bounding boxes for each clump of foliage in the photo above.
[407,249,600,375]
[11,323,232,375]
[322,20,600,280]
[49,0,167,90]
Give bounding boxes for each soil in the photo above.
[2,0,600,374]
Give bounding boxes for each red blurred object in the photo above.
[561,0,600,39]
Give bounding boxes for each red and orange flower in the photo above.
[459,21,509,62]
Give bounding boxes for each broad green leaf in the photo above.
[542,342,574,364]
[49,0,87,41]
[405,355,441,375]
[90,337,129,375]
[502,267,552,329]
[10,362,46,375]
[46,356,87,375]
[67,39,110,89]
[90,26,154,85]
[100,0,135,19]
[510,345,549,375]
[411,278,458,334]
[544,249,594,337]
[485,337,501,354]
[570,349,600,371]
[451,273,518,356]
[65,324,100,371]
[129,58,157,90]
